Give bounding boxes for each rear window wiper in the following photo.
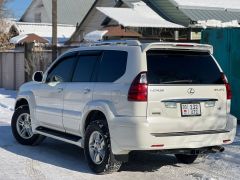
[161,80,196,84]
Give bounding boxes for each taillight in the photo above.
[128,72,148,101]
[221,73,232,100]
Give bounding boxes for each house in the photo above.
[20,0,95,25]
[67,0,121,44]
[67,0,184,44]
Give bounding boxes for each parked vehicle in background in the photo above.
[11,40,237,174]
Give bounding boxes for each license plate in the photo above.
[181,103,201,117]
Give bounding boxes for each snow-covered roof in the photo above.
[10,34,49,44]
[171,0,240,10]
[11,22,76,44]
[10,34,28,44]
[97,2,184,28]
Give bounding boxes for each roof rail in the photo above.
[89,40,141,47]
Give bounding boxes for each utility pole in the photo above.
[52,0,57,61]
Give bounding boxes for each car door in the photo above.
[63,51,100,135]
[33,53,77,132]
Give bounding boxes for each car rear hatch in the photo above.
[146,48,229,134]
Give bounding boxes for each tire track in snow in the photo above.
[25,159,46,180]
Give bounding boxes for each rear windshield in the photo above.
[147,50,224,85]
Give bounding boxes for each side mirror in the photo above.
[32,71,43,82]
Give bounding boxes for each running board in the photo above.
[36,127,83,147]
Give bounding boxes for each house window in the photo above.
[34,13,41,22]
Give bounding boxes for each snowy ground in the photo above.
[0,88,240,180]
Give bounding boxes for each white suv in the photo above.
[11,40,237,174]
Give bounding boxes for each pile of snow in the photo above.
[191,20,240,28]
[84,30,108,42]
[0,89,16,123]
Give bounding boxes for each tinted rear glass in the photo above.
[147,50,223,85]
[97,51,128,82]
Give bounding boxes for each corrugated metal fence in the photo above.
[0,51,25,90]
[0,47,72,90]
[201,28,240,120]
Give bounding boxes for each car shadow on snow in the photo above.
[120,152,178,172]
[0,125,178,174]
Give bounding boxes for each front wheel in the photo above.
[11,106,45,145]
[84,120,122,174]
[175,154,199,164]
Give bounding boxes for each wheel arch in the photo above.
[15,98,29,110]
[81,101,116,136]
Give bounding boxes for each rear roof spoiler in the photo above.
[142,43,213,54]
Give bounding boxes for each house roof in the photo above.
[172,0,240,22]
[97,1,184,28]
[149,0,240,26]
[171,0,240,10]
[21,0,96,25]
[84,26,141,41]
[11,22,76,44]
[103,26,142,37]
[10,33,49,44]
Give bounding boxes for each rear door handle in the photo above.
[84,88,91,94]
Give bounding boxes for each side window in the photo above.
[97,51,128,82]
[46,56,76,83]
[72,55,98,82]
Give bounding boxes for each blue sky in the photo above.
[6,0,32,19]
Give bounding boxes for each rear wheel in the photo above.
[175,154,199,164]
[11,106,45,145]
[84,119,122,174]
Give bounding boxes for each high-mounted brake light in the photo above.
[128,72,148,101]
[221,73,232,100]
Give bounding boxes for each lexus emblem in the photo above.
[187,88,195,95]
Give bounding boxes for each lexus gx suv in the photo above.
[11,40,237,174]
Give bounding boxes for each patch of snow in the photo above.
[191,20,240,28]
[171,0,240,10]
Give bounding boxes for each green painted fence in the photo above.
[201,28,240,120]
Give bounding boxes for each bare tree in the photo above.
[0,0,14,50]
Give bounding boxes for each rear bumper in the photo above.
[109,114,237,155]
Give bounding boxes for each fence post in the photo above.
[0,53,2,88]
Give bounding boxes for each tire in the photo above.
[84,120,122,174]
[11,106,45,146]
[175,154,199,164]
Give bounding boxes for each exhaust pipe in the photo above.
[211,146,225,153]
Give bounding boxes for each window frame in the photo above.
[45,52,78,83]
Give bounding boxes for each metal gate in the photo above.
[201,28,240,120]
